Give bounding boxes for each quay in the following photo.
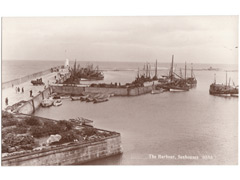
[1,66,70,110]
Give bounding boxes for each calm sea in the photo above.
[2,60,238,165]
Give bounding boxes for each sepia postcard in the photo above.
[1,16,238,166]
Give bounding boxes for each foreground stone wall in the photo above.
[2,134,122,166]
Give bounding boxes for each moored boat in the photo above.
[93,98,109,103]
[80,95,89,101]
[209,73,238,96]
[151,86,165,94]
[169,86,190,92]
[53,99,62,106]
[41,99,54,107]
[71,96,81,101]
[60,95,71,99]
[93,94,110,103]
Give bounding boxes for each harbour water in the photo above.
[2,60,238,165]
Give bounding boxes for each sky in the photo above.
[2,16,238,64]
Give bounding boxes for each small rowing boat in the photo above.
[41,99,53,107]
[53,99,62,106]
[71,96,81,101]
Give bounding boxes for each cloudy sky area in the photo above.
[2,16,238,64]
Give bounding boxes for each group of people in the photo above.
[5,88,34,107]
[15,87,24,94]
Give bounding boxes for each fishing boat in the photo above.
[60,95,71,99]
[231,93,238,97]
[165,55,190,92]
[151,89,165,94]
[53,99,62,106]
[69,117,93,127]
[71,96,81,101]
[93,95,110,103]
[209,73,238,96]
[93,98,109,103]
[41,99,53,107]
[186,64,197,86]
[86,94,102,102]
[52,94,61,99]
[151,83,165,94]
[80,95,89,101]
[86,97,94,102]
[78,64,104,80]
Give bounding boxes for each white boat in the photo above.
[60,95,71,99]
[71,96,81,101]
[41,99,53,107]
[169,88,188,92]
[169,86,189,92]
[53,99,62,106]
[151,89,165,94]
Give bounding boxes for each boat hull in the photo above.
[53,100,62,106]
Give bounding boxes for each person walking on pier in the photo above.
[5,97,8,106]
[30,90,33,97]
[17,87,20,93]
[22,87,24,93]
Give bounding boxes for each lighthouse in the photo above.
[65,59,69,68]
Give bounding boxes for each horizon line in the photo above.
[2,59,238,65]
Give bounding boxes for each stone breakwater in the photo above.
[51,84,153,96]
[2,133,122,166]
[2,66,62,89]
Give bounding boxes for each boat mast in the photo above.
[170,55,174,81]
[214,73,216,84]
[149,64,151,78]
[191,63,193,78]
[146,62,148,78]
[226,71,228,86]
[143,64,145,77]
[180,68,182,78]
[155,59,158,78]
[185,61,187,80]
[137,67,139,78]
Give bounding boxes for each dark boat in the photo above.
[209,73,238,96]
[93,98,109,103]
[78,64,104,80]
[93,94,110,103]
[186,64,197,86]
[164,55,190,92]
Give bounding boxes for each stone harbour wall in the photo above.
[17,87,51,114]
[2,67,61,89]
[2,134,122,166]
[51,84,153,96]
[51,85,85,95]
